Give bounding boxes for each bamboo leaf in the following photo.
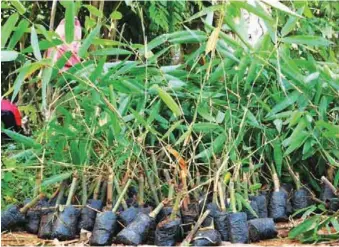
[8,19,30,50]
[289,215,320,239]
[11,61,31,102]
[41,65,53,110]
[1,13,19,48]
[281,35,333,47]
[152,85,182,117]
[30,26,42,60]
[1,129,41,149]
[41,172,73,187]
[195,133,226,160]
[284,131,309,156]
[261,0,303,18]
[64,0,75,43]
[91,48,133,56]
[1,50,19,62]
[273,140,283,176]
[83,4,103,18]
[281,7,305,37]
[79,24,101,58]
[10,0,26,14]
[266,91,300,118]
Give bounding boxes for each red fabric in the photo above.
[46,17,82,72]
[1,99,22,126]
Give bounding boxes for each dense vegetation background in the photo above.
[1,0,338,243]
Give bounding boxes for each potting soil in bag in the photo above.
[89,211,117,246]
[155,218,181,246]
[226,212,249,243]
[192,229,222,246]
[78,199,103,231]
[248,218,277,242]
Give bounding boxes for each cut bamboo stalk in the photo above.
[93,174,102,200]
[106,169,114,209]
[181,209,211,246]
[112,179,132,213]
[151,150,162,201]
[321,176,338,195]
[142,161,160,205]
[81,173,88,206]
[66,173,78,206]
[218,182,226,212]
[138,174,145,206]
[20,193,44,214]
[230,180,236,213]
[55,182,66,206]
[113,179,128,210]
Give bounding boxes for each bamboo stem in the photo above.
[49,0,58,30]
[181,209,211,246]
[93,174,102,200]
[168,183,175,202]
[149,202,165,218]
[170,192,181,220]
[55,182,66,206]
[100,181,107,202]
[66,173,78,206]
[243,173,249,200]
[142,161,160,205]
[34,169,42,198]
[112,179,131,213]
[20,193,44,214]
[82,173,88,206]
[151,151,162,201]
[138,174,145,206]
[106,170,114,209]
[113,179,128,210]
[229,180,236,213]
[218,182,226,212]
[321,176,338,195]
[163,169,172,183]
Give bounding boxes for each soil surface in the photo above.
[1,221,338,246]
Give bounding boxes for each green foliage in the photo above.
[1,0,338,243]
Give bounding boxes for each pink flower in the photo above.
[46,17,82,72]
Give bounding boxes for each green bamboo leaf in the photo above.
[41,172,73,187]
[8,19,30,50]
[10,0,26,14]
[195,133,226,160]
[233,1,273,23]
[161,120,183,141]
[289,215,320,239]
[266,91,300,118]
[41,65,53,110]
[1,13,19,47]
[1,129,41,149]
[64,0,75,43]
[11,61,31,102]
[1,50,19,62]
[273,140,283,176]
[30,26,42,60]
[79,24,101,58]
[192,123,222,132]
[153,85,182,117]
[281,35,333,47]
[110,11,122,20]
[284,131,309,156]
[281,7,305,37]
[261,0,303,18]
[91,48,133,56]
[83,4,103,18]
[184,4,225,23]
[22,39,63,53]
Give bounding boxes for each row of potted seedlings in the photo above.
[1,165,338,246]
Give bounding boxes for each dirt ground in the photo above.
[1,221,338,246]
